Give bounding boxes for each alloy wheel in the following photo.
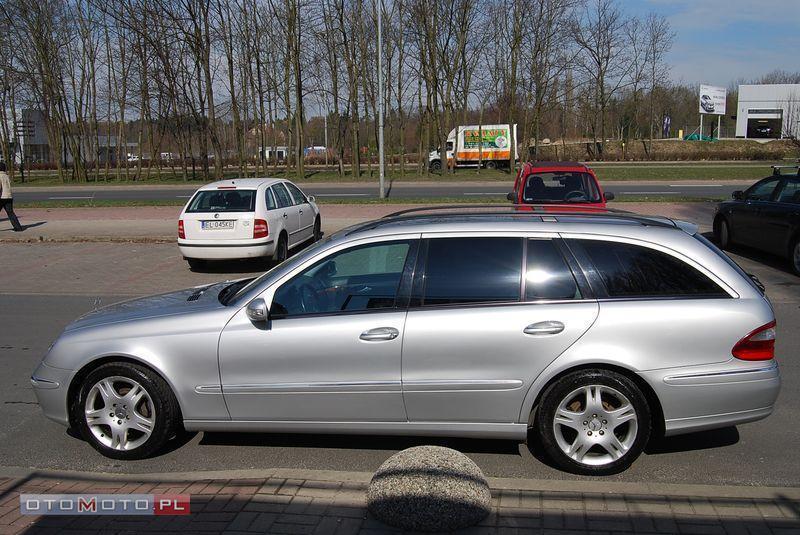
[84,376,155,451]
[551,384,638,466]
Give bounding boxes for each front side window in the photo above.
[526,240,581,300]
[186,189,256,213]
[521,171,601,203]
[746,178,779,201]
[271,241,412,317]
[573,239,727,298]
[272,183,293,208]
[422,237,522,306]
[284,182,308,205]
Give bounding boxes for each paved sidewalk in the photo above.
[1,467,798,534]
[0,202,718,242]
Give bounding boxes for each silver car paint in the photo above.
[32,216,780,442]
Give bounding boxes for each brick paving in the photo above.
[0,469,798,534]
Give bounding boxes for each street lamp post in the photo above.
[377,0,385,199]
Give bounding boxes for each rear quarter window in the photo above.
[571,239,728,298]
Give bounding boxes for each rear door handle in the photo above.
[524,321,565,336]
[283,212,288,218]
[360,327,400,342]
[299,209,304,214]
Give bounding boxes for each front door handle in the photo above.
[360,327,400,342]
[283,212,288,219]
[523,321,565,336]
[299,209,304,214]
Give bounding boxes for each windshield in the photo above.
[186,189,256,213]
[520,171,601,203]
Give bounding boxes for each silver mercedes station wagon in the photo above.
[31,207,781,475]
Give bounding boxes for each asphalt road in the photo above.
[0,242,798,485]
[14,182,741,202]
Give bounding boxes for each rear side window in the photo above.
[573,239,728,298]
[272,183,293,208]
[422,237,522,305]
[266,188,277,210]
[526,240,581,300]
[186,189,256,213]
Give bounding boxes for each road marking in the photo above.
[175,195,192,198]
[314,193,369,197]
[620,191,675,194]
[464,192,507,196]
[48,196,93,200]
[670,184,723,187]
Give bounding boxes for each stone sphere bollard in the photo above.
[367,446,492,532]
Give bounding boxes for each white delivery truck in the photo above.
[428,123,518,171]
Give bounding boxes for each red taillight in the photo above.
[178,219,185,239]
[732,320,776,361]
[253,218,268,239]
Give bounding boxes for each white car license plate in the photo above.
[202,220,235,230]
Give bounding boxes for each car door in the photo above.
[284,181,315,242]
[219,238,418,422]
[272,182,302,247]
[731,177,780,247]
[761,178,800,255]
[401,235,599,424]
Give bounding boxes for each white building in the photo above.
[735,84,800,139]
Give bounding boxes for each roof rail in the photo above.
[338,204,675,233]
[772,165,800,176]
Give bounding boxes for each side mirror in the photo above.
[604,192,615,201]
[246,298,269,322]
[506,192,515,202]
[732,190,744,200]
[307,195,315,203]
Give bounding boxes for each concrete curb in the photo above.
[1,465,798,500]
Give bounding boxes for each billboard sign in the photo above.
[699,85,726,115]
[462,127,510,149]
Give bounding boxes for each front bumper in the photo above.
[641,360,781,436]
[31,362,73,427]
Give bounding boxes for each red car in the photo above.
[507,161,614,208]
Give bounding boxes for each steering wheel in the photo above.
[298,282,322,313]
[564,190,587,202]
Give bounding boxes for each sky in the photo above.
[625,0,800,86]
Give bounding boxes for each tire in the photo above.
[272,233,288,264]
[484,160,498,170]
[72,362,180,460]
[429,160,442,171]
[186,258,206,271]
[790,238,800,276]
[313,217,322,242]
[535,369,651,476]
[715,217,731,250]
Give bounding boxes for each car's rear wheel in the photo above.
[273,233,288,264]
[73,362,180,460]
[535,369,651,476]
[484,160,497,170]
[716,218,731,249]
[186,258,206,271]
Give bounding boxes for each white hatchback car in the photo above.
[178,178,321,269]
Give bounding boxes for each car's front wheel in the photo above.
[535,369,651,475]
[790,238,800,276]
[716,217,731,249]
[313,217,322,242]
[73,362,180,460]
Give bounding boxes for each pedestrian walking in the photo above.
[0,162,24,231]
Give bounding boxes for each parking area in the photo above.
[0,234,798,487]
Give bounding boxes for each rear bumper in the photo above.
[178,239,275,260]
[640,360,781,436]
